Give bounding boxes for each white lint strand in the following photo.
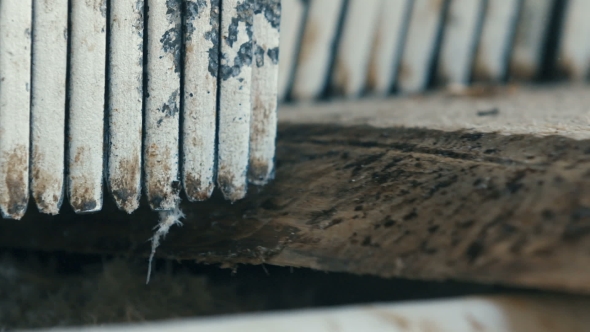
[146,208,185,284]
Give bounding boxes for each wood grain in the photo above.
[4,122,590,294]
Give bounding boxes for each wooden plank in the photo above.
[331,0,382,98]
[6,86,590,294]
[249,0,281,185]
[182,0,220,202]
[277,0,306,101]
[397,0,446,94]
[108,0,144,213]
[217,0,254,201]
[68,0,107,214]
[437,0,485,87]
[291,0,345,101]
[556,0,590,81]
[144,0,182,210]
[30,0,67,215]
[473,0,520,82]
[0,0,32,219]
[366,0,411,96]
[509,0,555,80]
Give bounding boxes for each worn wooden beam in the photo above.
[4,86,590,294]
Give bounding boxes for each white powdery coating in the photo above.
[331,0,381,98]
[437,0,485,87]
[277,0,305,101]
[183,0,219,202]
[108,0,144,213]
[397,0,445,94]
[249,0,280,186]
[291,0,345,100]
[473,0,520,82]
[509,0,555,80]
[0,0,32,220]
[68,0,106,214]
[31,0,67,216]
[217,0,253,201]
[557,0,590,80]
[144,0,181,210]
[366,0,411,96]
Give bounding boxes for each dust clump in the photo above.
[147,208,185,284]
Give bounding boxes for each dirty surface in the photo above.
[4,123,590,293]
[0,250,522,330]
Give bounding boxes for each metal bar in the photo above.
[437,0,485,87]
[277,0,306,101]
[217,0,254,201]
[331,0,382,98]
[30,0,68,215]
[0,0,33,219]
[249,0,281,185]
[366,0,412,96]
[397,0,446,94]
[291,0,345,100]
[473,0,520,82]
[67,0,106,214]
[144,0,182,210]
[182,0,220,201]
[509,0,555,80]
[556,0,590,80]
[108,0,144,213]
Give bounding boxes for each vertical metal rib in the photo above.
[217,0,254,201]
[473,0,520,83]
[277,0,306,101]
[437,0,485,87]
[331,0,382,98]
[144,0,182,210]
[556,0,590,81]
[31,0,68,215]
[366,0,412,96]
[249,0,281,185]
[509,0,555,80]
[0,0,32,219]
[397,0,446,94]
[182,0,220,202]
[291,0,345,101]
[68,0,107,214]
[108,0,144,213]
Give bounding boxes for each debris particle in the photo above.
[477,108,500,117]
[147,207,185,284]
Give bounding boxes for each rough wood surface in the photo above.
[4,119,590,294]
